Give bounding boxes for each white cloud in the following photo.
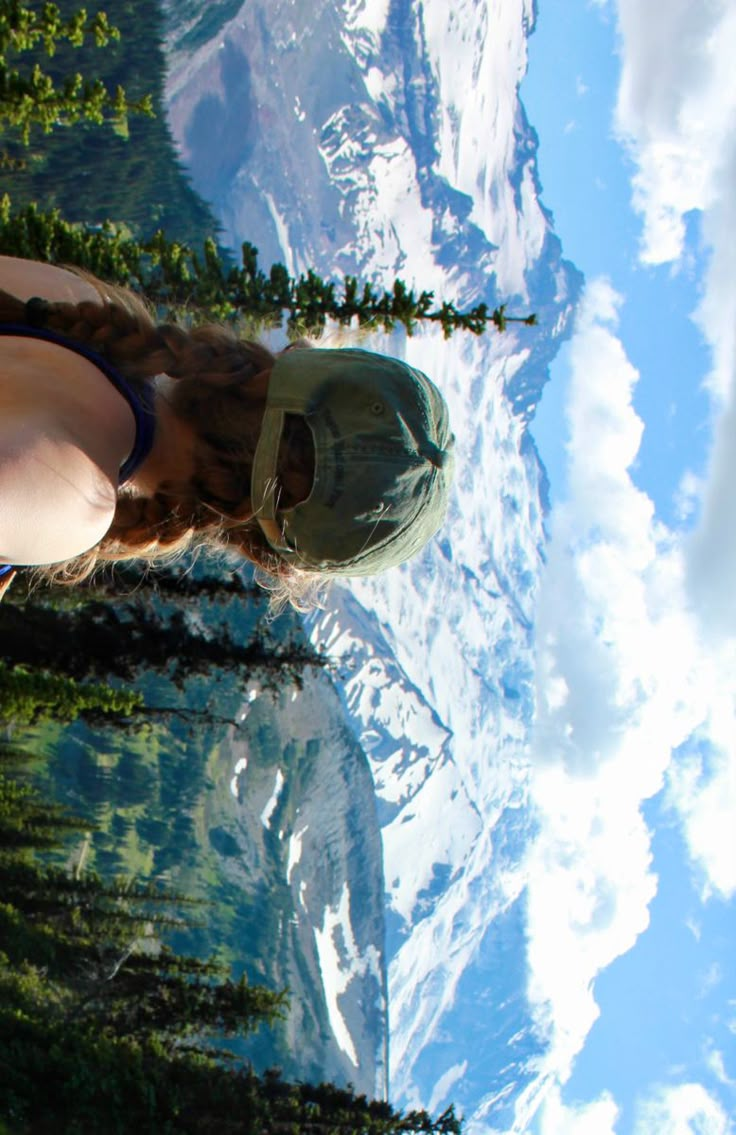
[527,283,674,1075]
[522,2,736,1120]
[605,0,736,639]
[686,387,736,639]
[532,281,702,786]
[633,1082,733,1135]
[613,1,736,269]
[698,964,724,1000]
[667,741,736,901]
[705,1045,735,1089]
[537,1084,619,1135]
[674,471,704,525]
[525,280,736,1094]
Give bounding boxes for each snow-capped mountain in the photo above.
[162,1,582,1130]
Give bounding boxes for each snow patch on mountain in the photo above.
[420,0,541,297]
[315,882,384,1069]
[260,768,285,830]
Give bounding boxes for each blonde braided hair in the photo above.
[0,272,320,605]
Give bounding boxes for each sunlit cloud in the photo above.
[633,1081,732,1135]
[697,964,724,999]
[613,1,736,271]
[667,740,736,902]
[527,281,673,1077]
[705,1045,735,1089]
[674,471,704,526]
[563,0,736,895]
[536,1084,619,1135]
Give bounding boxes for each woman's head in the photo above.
[1,270,454,602]
[250,345,455,575]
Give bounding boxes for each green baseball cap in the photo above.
[251,347,454,575]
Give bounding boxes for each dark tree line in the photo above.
[0,567,329,704]
[0,745,461,1133]
[1,565,242,732]
[0,659,143,724]
[0,0,152,144]
[0,0,216,244]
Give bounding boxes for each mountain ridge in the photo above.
[162,1,583,1129]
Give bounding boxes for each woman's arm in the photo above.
[0,255,102,306]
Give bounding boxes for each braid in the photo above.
[0,286,35,325]
[0,279,170,391]
[0,268,317,606]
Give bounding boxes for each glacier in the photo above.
[163,0,583,1130]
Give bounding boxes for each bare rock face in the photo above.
[204,671,388,1097]
[163,0,375,274]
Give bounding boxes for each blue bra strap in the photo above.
[0,323,156,485]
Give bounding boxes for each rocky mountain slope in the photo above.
[201,670,388,1095]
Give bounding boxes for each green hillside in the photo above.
[0,573,320,1077]
[0,0,220,247]
[0,566,386,1089]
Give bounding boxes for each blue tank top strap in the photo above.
[0,323,156,485]
[118,379,156,484]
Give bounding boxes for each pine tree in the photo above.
[37,561,263,605]
[0,770,88,850]
[0,590,329,688]
[0,193,536,338]
[0,660,143,724]
[0,1,153,143]
[0,0,119,56]
[0,738,42,766]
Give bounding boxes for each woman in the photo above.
[0,255,454,605]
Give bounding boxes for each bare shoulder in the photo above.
[0,412,117,566]
[0,257,130,568]
[0,255,102,306]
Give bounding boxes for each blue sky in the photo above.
[567,796,736,1129]
[518,1,736,1132]
[524,0,712,524]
